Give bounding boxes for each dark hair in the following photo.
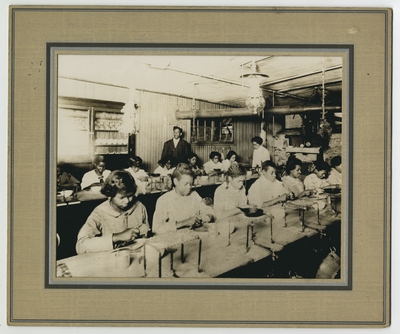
[158,155,178,168]
[101,170,137,198]
[314,160,330,172]
[187,152,199,161]
[173,126,183,133]
[286,158,303,174]
[128,155,142,167]
[251,136,263,145]
[171,163,194,183]
[226,164,246,178]
[92,155,105,166]
[261,160,277,172]
[209,151,221,159]
[330,156,342,167]
[226,150,237,160]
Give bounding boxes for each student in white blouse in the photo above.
[282,158,312,199]
[203,151,223,174]
[327,156,342,186]
[125,156,148,195]
[221,150,238,172]
[303,160,330,190]
[248,160,290,209]
[251,136,270,169]
[76,170,150,254]
[152,163,215,234]
[81,155,111,190]
[283,158,326,211]
[214,163,248,219]
[154,155,177,177]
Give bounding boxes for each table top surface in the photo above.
[56,203,341,279]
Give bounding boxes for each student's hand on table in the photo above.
[199,213,213,224]
[301,189,313,197]
[112,227,140,243]
[287,192,296,200]
[272,194,288,205]
[138,224,150,237]
[137,176,148,182]
[177,217,198,229]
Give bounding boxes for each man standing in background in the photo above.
[161,126,191,163]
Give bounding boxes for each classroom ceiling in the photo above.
[58,55,343,108]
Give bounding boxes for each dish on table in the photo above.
[322,185,341,194]
[238,207,264,217]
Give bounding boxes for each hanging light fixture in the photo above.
[240,60,268,114]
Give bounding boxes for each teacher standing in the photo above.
[161,126,191,163]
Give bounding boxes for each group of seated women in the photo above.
[154,150,239,177]
[74,154,342,255]
[58,149,242,194]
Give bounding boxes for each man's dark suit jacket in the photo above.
[161,138,191,162]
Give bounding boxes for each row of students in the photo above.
[75,164,213,254]
[75,155,341,255]
[62,137,265,193]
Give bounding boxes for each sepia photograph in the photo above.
[54,52,346,283]
[7,4,391,328]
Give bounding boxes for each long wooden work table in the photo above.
[56,185,341,278]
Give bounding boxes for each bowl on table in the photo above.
[322,185,341,195]
[238,207,264,218]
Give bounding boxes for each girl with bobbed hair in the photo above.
[152,163,214,234]
[221,150,238,172]
[213,164,248,219]
[282,158,313,199]
[251,136,270,168]
[125,155,149,195]
[154,154,177,177]
[76,170,150,254]
[203,151,222,174]
[187,152,202,175]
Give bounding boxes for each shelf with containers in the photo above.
[58,97,130,161]
[92,107,129,155]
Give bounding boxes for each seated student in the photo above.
[221,150,238,172]
[152,163,215,234]
[125,156,148,195]
[81,155,111,190]
[214,164,248,219]
[282,158,312,199]
[327,155,342,186]
[76,170,150,254]
[57,165,80,190]
[303,160,330,191]
[203,151,223,174]
[154,155,177,177]
[248,160,290,209]
[187,152,203,176]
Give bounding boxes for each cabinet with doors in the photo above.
[57,97,132,163]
